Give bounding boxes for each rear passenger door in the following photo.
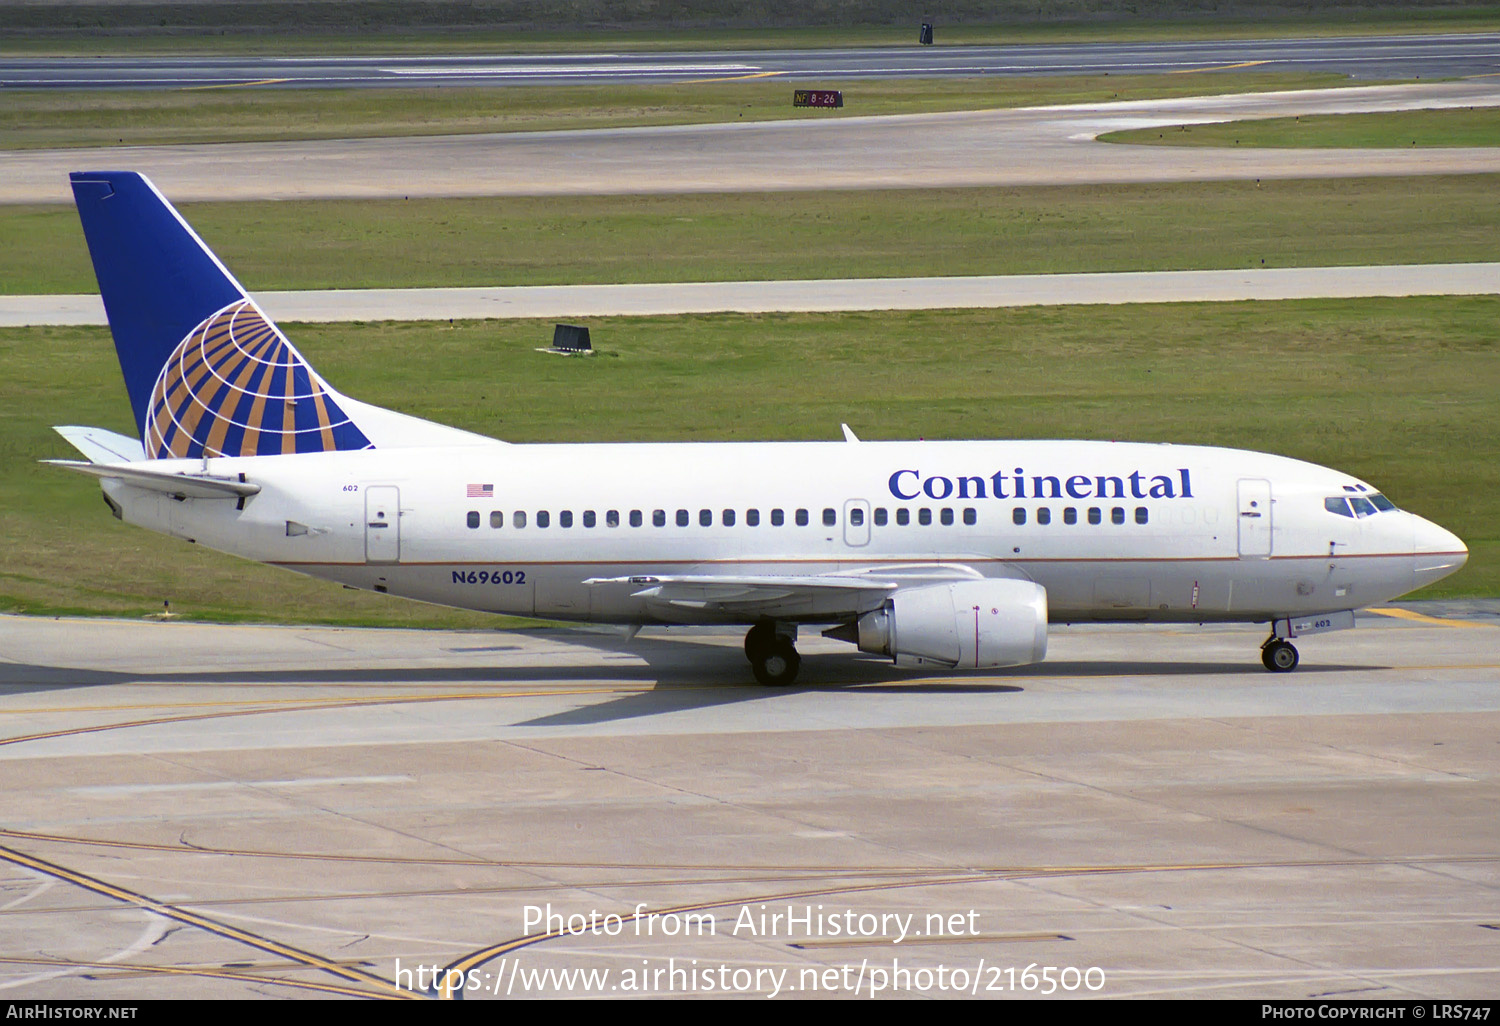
[365,486,400,563]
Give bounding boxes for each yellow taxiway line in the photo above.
[1367,607,1495,629]
[1171,60,1269,74]
[184,78,291,90]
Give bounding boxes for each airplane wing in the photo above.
[584,563,988,619]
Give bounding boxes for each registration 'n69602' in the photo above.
[452,569,527,585]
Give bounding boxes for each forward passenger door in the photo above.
[1237,479,1272,558]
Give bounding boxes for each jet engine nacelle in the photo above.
[856,579,1048,669]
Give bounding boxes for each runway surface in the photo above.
[6,262,1499,327]
[5,33,1499,89]
[5,80,1499,205]
[1,609,1496,999]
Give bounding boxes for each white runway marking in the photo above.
[0,916,169,992]
[0,872,55,913]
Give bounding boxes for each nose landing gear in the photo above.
[1261,635,1300,673]
[745,620,801,686]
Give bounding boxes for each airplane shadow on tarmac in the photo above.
[0,626,1381,728]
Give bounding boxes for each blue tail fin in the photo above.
[70,171,372,460]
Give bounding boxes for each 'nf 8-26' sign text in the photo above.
[793,89,843,108]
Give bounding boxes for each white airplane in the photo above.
[51,171,1468,685]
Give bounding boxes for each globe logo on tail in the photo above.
[145,299,372,459]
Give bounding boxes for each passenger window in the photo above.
[1135,507,1149,525]
[699,509,712,527]
[796,509,809,526]
[1037,507,1050,525]
[583,510,596,528]
[771,508,785,526]
[963,507,976,526]
[823,508,837,526]
[1063,507,1077,525]
[653,509,666,527]
[1112,507,1125,525]
[513,510,527,529]
[1013,507,1026,526]
[896,508,910,526]
[1088,507,1102,525]
[723,509,736,527]
[559,510,573,528]
[677,509,690,527]
[607,509,620,528]
[490,511,503,529]
[746,509,760,527]
[630,510,643,528]
[537,511,550,529]
[850,507,864,527]
[466,511,480,529]
[874,508,888,526]
[918,508,932,526]
[940,508,954,526]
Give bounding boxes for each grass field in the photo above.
[7,176,1500,295]
[1102,107,1500,148]
[0,72,1365,150]
[3,297,1495,627]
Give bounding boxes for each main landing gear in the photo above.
[745,620,800,686]
[1261,634,1300,673]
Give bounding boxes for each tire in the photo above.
[1263,640,1299,673]
[751,636,801,686]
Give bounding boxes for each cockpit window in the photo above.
[1327,492,1398,517]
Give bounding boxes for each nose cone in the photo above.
[1412,515,1468,590]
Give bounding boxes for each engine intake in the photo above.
[854,579,1047,669]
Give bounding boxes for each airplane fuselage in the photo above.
[105,438,1465,628]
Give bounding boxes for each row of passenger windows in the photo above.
[469,507,847,530]
[466,507,909,530]
[464,505,1151,529]
[1016,506,1150,526]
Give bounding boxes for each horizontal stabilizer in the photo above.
[44,460,261,499]
[53,425,147,465]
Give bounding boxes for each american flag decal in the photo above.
[467,483,494,498]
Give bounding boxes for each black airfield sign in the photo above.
[793,89,843,108]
